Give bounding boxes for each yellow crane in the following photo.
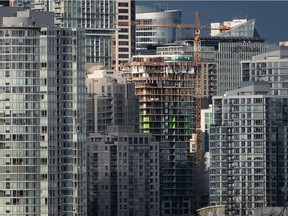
[116,18,230,31]
[193,10,203,211]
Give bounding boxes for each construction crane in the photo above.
[115,19,231,32]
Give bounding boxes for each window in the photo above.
[118,9,128,13]
[119,41,129,45]
[118,16,128,20]
[119,28,129,33]
[119,48,129,52]
[119,35,129,39]
[119,54,129,58]
[118,2,128,7]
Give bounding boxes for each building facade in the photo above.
[210,19,270,95]
[210,82,288,215]
[112,0,135,71]
[216,40,269,95]
[86,66,159,215]
[154,35,270,96]
[241,46,288,96]
[0,10,87,215]
[87,126,160,216]
[86,64,139,134]
[201,105,213,154]
[199,105,213,208]
[136,6,181,55]
[32,0,116,68]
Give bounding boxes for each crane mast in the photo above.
[193,10,203,210]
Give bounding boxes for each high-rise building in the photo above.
[87,125,160,216]
[112,0,135,71]
[86,67,160,215]
[127,46,218,213]
[241,46,288,96]
[127,55,196,215]
[135,5,181,55]
[210,81,288,215]
[32,0,136,70]
[199,105,213,207]
[210,19,270,95]
[32,0,116,68]
[0,9,87,215]
[216,39,270,95]
[86,64,139,134]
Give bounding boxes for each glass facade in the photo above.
[215,19,260,38]
[217,42,269,95]
[0,25,86,215]
[135,7,181,54]
[32,0,116,68]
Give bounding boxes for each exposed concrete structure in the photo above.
[125,55,218,215]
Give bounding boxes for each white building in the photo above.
[113,0,135,71]
[210,81,288,215]
[136,6,181,54]
[279,41,288,46]
[211,19,261,38]
[241,46,288,96]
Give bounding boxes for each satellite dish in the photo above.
[281,187,288,194]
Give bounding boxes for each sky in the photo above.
[136,1,288,43]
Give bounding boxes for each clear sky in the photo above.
[136,1,288,44]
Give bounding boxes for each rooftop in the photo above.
[224,81,270,96]
[0,7,54,27]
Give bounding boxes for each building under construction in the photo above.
[126,55,218,215]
